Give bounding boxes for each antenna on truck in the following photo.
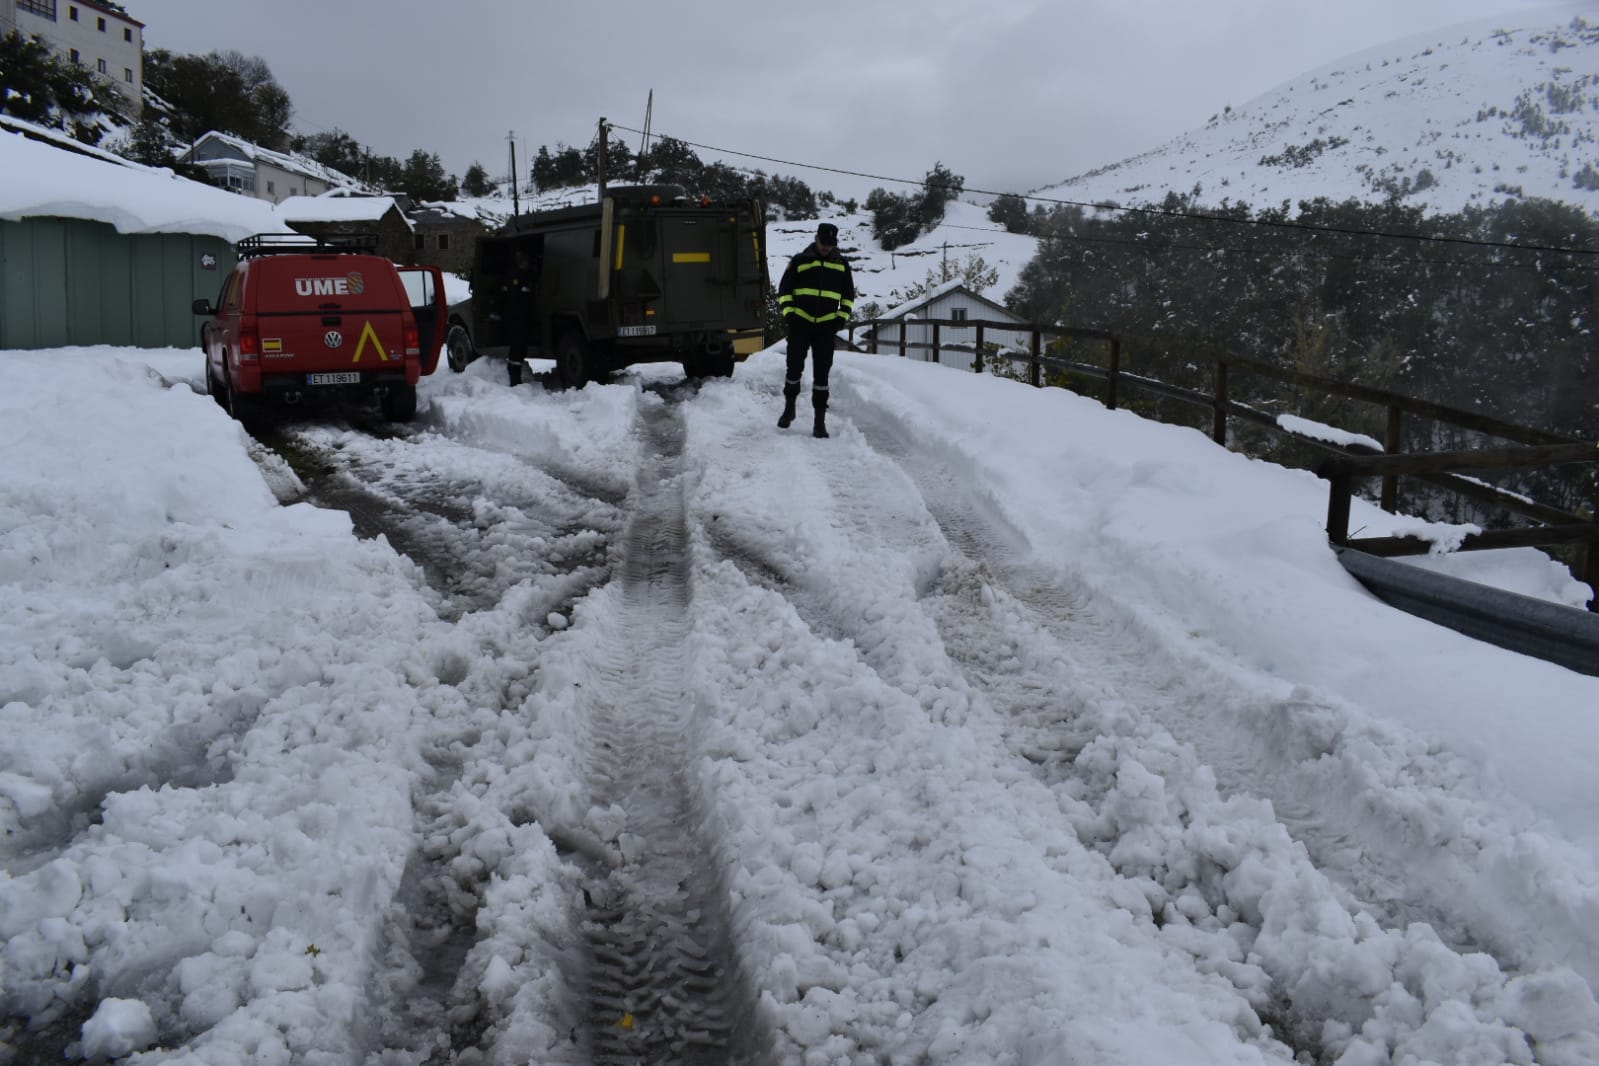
[637,90,653,180]
[507,130,520,218]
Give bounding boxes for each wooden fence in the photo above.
[849,317,1599,611]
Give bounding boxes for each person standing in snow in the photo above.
[502,248,537,387]
[776,222,855,438]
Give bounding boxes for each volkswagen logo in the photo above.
[324,331,343,348]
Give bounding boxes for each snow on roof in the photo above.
[0,126,287,243]
[878,278,1022,322]
[275,194,413,229]
[188,130,361,190]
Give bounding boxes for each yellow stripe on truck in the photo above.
[672,252,711,264]
[615,225,626,271]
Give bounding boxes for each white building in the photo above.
[4,0,144,116]
[868,279,1033,370]
[180,130,362,204]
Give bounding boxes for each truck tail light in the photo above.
[238,325,260,361]
[404,322,420,355]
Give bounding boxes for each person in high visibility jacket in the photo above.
[776,222,855,438]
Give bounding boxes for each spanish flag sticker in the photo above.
[262,338,283,353]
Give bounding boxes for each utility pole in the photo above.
[597,116,608,202]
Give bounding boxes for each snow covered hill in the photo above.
[1037,4,1599,216]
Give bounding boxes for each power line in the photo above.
[606,121,1599,260]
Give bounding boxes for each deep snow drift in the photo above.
[2,345,1597,1064]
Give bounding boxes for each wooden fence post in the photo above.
[1106,335,1121,410]
[1585,509,1599,612]
[973,324,985,373]
[1212,361,1230,446]
[1382,405,1404,513]
[1325,465,1353,546]
[932,322,941,366]
[1030,330,1041,388]
[898,325,907,359]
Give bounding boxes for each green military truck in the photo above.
[444,185,768,388]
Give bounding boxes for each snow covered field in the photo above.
[3,344,1598,1064]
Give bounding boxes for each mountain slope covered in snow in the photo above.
[1039,4,1599,216]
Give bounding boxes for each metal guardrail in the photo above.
[1335,548,1599,675]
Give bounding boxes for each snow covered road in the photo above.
[4,346,1598,1064]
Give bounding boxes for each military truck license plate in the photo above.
[307,372,360,385]
[616,325,656,337]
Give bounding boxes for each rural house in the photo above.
[276,194,414,265]
[180,130,359,203]
[867,280,1033,369]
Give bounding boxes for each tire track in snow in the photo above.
[569,393,772,1064]
[264,426,616,627]
[842,394,1599,1047]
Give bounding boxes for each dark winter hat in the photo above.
[816,223,839,245]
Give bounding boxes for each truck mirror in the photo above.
[192,298,214,316]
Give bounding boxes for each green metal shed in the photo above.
[0,215,234,350]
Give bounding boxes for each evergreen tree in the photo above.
[918,162,965,229]
[399,149,456,202]
[143,48,292,149]
[530,146,556,190]
[295,129,365,180]
[866,187,920,250]
[987,192,1030,233]
[460,161,493,197]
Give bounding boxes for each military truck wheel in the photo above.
[381,383,418,422]
[555,330,590,390]
[709,345,735,378]
[445,323,474,373]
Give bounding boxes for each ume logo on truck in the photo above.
[294,272,366,297]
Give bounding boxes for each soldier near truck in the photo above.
[502,248,538,387]
[776,222,855,438]
[443,185,768,390]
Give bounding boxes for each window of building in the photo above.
[415,234,426,251]
[68,4,79,20]
[69,48,80,63]
[437,233,450,250]
[97,58,107,74]
[266,181,275,194]
[124,28,132,42]
[17,0,58,21]
[97,15,106,30]
[951,307,968,322]
[124,68,133,83]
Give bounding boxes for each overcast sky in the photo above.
[129,0,1587,201]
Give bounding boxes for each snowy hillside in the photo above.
[1038,4,1599,216]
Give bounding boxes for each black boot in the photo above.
[777,381,800,429]
[507,360,523,387]
[812,389,830,439]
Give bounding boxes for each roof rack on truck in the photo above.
[236,233,381,258]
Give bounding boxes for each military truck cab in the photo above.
[446,185,768,388]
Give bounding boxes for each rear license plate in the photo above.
[616,325,656,337]
[307,372,360,385]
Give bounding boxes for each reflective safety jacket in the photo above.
[778,244,856,327]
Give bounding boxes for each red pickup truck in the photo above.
[194,234,447,422]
